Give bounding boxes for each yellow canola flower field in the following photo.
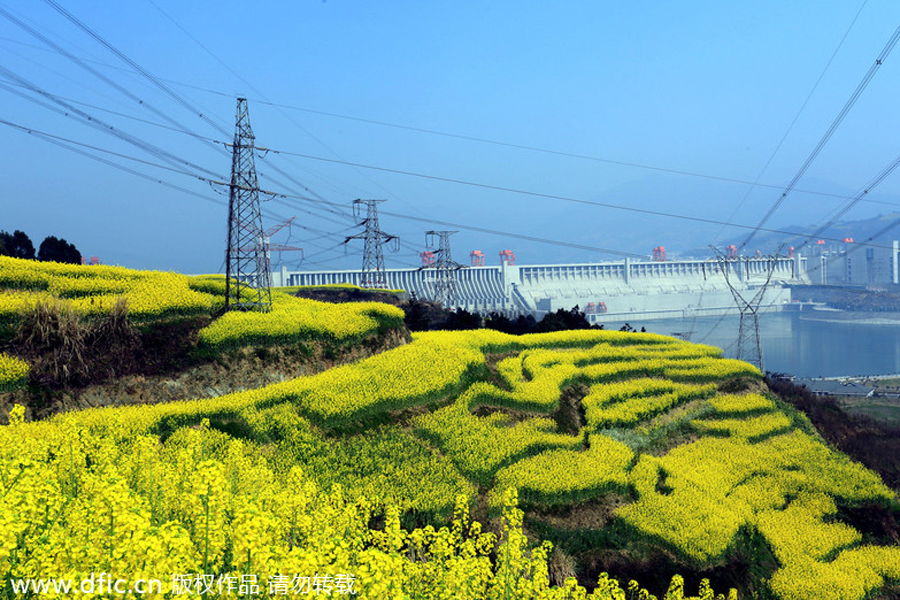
[486,336,756,414]
[662,357,762,383]
[56,331,488,439]
[617,429,897,598]
[692,412,794,441]
[197,289,405,349]
[2,256,897,600]
[0,353,28,390]
[0,410,737,600]
[756,491,900,600]
[0,290,54,323]
[0,257,403,347]
[707,393,777,415]
[412,384,583,486]
[0,256,213,322]
[491,434,633,507]
[583,378,716,429]
[10,323,885,599]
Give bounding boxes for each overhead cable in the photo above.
[741,20,900,249]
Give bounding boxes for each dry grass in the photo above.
[13,298,140,387]
[89,298,140,379]
[548,547,578,587]
[13,299,91,386]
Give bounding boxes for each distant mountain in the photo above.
[694,211,900,258]
[471,170,900,265]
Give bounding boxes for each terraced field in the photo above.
[1,255,899,599]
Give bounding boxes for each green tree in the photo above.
[0,230,36,259]
[38,235,82,264]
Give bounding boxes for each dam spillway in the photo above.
[274,256,809,324]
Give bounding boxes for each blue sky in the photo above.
[2,1,900,272]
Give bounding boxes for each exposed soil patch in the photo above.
[484,351,519,390]
[837,503,900,546]
[558,519,779,598]
[528,495,631,532]
[529,505,781,598]
[8,301,202,389]
[1,327,410,423]
[872,586,900,600]
[471,404,543,424]
[554,382,588,436]
[718,376,768,395]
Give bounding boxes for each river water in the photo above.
[622,312,900,378]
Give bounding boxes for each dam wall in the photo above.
[275,256,808,323]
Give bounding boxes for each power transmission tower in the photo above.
[261,217,303,264]
[712,247,780,372]
[421,230,465,308]
[225,97,271,311]
[344,199,398,288]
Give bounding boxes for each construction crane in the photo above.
[652,246,666,262]
[499,249,516,265]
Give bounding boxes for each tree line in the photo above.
[0,230,82,264]
[402,298,645,334]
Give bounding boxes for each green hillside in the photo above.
[1,255,899,599]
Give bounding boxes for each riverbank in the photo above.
[799,308,900,325]
[790,283,900,312]
[775,373,900,424]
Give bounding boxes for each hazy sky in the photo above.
[2,1,900,273]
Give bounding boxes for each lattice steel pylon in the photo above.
[421,230,465,308]
[225,97,271,312]
[712,247,780,372]
[344,199,398,288]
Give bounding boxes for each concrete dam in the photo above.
[274,256,809,324]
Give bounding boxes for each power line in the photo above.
[24,82,900,208]
[5,113,899,258]
[9,107,900,297]
[14,0,900,247]
[20,73,899,235]
[741,20,900,249]
[254,146,900,252]
[0,113,644,260]
[31,1,361,229]
[5,29,899,220]
[0,4,228,156]
[0,68,223,179]
[0,72,357,231]
[17,76,900,237]
[0,116,213,180]
[141,81,900,207]
[43,0,231,137]
[795,152,900,256]
[145,0,459,228]
[713,0,870,244]
[0,118,356,255]
[8,25,891,215]
[5,3,900,260]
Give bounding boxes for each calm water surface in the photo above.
[618,313,900,378]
